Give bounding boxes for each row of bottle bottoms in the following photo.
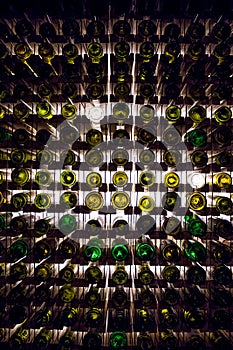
[0,19,232,41]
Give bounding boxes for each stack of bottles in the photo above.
[0,11,232,350]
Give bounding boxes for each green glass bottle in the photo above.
[185,215,207,237]
[136,238,155,261]
[10,239,29,261]
[184,129,207,147]
[111,239,129,261]
[183,240,207,262]
[84,238,103,262]
[110,331,127,349]
[58,214,77,234]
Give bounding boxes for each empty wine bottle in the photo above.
[212,21,231,41]
[162,288,180,306]
[33,307,52,327]
[214,196,233,214]
[39,21,56,40]
[215,151,232,167]
[136,309,155,332]
[112,172,128,188]
[10,262,28,280]
[85,308,102,328]
[210,218,233,239]
[183,308,205,329]
[137,332,154,350]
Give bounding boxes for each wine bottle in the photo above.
[138,262,154,285]
[9,304,28,325]
[164,23,180,41]
[183,239,207,262]
[59,331,75,350]
[212,265,232,285]
[62,19,80,38]
[114,61,129,82]
[162,288,180,306]
[33,307,52,327]
[209,241,232,264]
[186,265,206,285]
[162,265,180,283]
[160,331,178,350]
[139,149,155,166]
[84,286,101,307]
[136,309,155,332]
[13,102,30,121]
[214,106,232,124]
[187,22,205,40]
[58,239,78,259]
[9,238,30,261]
[210,331,232,350]
[139,170,155,187]
[209,218,233,239]
[85,265,102,284]
[11,192,31,210]
[188,192,206,211]
[211,288,233,308]
[35,169,52,187]
[160,240,181,262]
[84,238,103,262]
[62,43,78,65]
[88,42,103,64]
[10,262,28,280]
[112,171,128,188]
[113,20,131,37]
[111,238,129,261]
[136,237,156,261]
[58,214,77,234]
[60,191,78,209]
[62,82,77,100]
[37,149,54,165]
[61,103,77,121]
[9,328,29,350]
[85,308,103,328]
[34,328,52,349]
[214,196,233,214]
[164,172,180,188]
[183,309,205,329]
[187,42,205,61]
[111,287,127,309]
[160,307,178,329]
[137,332,154,350]
[163,150,181,168]
[185,334,206,350]
[87,20,105,38]
[86,129,103,147]
[39,21,56,40]
[112,263,128,285]
[83,332,102,350]
[215,151,232,167]
[164,42,180,64]
[138,196,155,212]
[212,21,231,41]
[60,170,77,187]
[12,128,30,146]
[59,284,76,303]
[59,263,75,284]
[114,41,130,61]
[138,287,156,307]
[162,126,181,146]
[10,215,29,233]
[111,191,130,210]
[34,262,53,282]
[35,284,52,303]
[185,215,207,238]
